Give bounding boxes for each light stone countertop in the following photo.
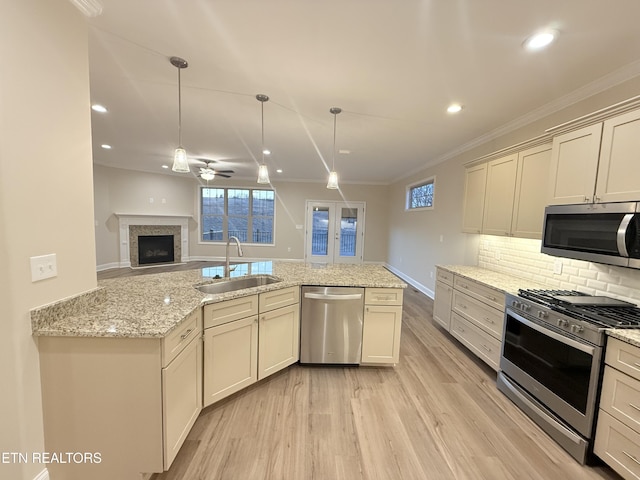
[437,265,546,294]
[438,264,640,348]
[31,261,406,338]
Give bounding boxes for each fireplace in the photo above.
[138,235,175,265]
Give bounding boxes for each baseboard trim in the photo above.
[33,468,49,480]
[385,264,434,299]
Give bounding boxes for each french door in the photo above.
[305,201,365,264]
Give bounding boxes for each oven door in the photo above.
[500,308,602,438]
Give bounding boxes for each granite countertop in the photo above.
[437,265,546,294]
[607,329,640,348]
[31,261,406,339]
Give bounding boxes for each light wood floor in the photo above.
[107,263,620,479]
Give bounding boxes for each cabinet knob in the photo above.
[594,195,601,203]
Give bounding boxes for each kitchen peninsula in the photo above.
[31,261,405,480]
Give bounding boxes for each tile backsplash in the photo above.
[478,235,640,306]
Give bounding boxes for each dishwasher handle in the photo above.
[303,292,363,301]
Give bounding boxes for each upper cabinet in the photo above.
[462,143,551,239]
[462,163,487,234]
[548,103,640,205]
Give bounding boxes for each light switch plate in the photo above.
[30,254,58,282]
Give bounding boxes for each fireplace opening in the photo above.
[138,235,175,266]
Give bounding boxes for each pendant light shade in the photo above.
[327,107,342,189]
[170,56,190,173]
[256,94,270,184]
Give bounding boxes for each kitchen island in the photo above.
[32,261,405,480]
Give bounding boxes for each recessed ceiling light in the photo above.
[524,30,557,51]
[263,149,271,155]
[162,165,169,169]
[91,104,108,113]
[338,149,351,155]
[447,104,463,114]
[100,144,112,149]
[276,169,283,173]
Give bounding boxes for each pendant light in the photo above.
[256,94,270,184]
[170,56,190,173]
[327,107,342,189]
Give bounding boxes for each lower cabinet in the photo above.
[450,313,501,370]
[361,288,404,364]
[434,268,454,330]
[595,337,640,479]
[203,286,300,407]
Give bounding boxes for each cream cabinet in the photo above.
[258,286,300,380]
[38,308,203,479]
[203,295,259,407]
[481,154,518,236]
[595,337,640,479]
[463,143,551,239]
[596,109,640,203]
[361,288,404,364]
[548,123,603,205]
[462,163,487,233]
[549,107,640,205]
[433,268,454,330]
[443,274,505,371]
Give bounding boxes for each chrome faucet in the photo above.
[225,236,244,278]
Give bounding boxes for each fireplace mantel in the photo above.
[116,214,191,267]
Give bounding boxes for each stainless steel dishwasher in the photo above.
[300,286,365,364]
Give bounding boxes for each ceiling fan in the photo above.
[194,159,234,181]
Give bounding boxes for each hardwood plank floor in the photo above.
[125,264,619,479]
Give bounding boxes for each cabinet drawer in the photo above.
[364,288,403,306]
[259,286,300,313]
[452,290,503,339]
[606,338,640,382]
[162,308,201,368]
[601,366,640,433]
[436,268,454,286]
[453,276,505,310]
[595,410,640,480]
[450,313,500,371]
[204,295,259,329]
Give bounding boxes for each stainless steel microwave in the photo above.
[541,202,640,269]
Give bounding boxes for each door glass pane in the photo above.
[339,208,358,256]
[311,207,330,255]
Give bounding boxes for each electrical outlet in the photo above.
[30,254,58,282]
[554,260,563,275]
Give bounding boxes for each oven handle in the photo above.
[506,308,596,356]
[617,213,634,258]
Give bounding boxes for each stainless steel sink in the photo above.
[196,275,281,295]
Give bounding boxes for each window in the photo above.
[406,176,435,211]
[201,187,275,244]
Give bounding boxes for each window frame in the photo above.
[199,186,276,246]
[405,176,435,211]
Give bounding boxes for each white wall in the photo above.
[0,2,96,479]
[93,165,391,267]
[386,75,640,297]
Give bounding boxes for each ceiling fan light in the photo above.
[172,147,190,172]
[257,164,270,184]
[327,171,339,189]
[200,169,215,181]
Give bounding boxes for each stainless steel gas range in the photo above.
[497,289,640,464]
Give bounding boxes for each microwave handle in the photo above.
[617,214,634,258]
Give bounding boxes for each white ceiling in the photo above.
[87,0,640,185]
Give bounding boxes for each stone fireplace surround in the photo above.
[116,214,190,268]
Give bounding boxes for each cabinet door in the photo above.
[433,281,453,331]
[548,123,602,205]
[203,315,258,407]
[162,334,202,470]
[258,303,300,380]
[361,305,402,364]
[462,163,487,233]
[482,154,518,236]
[596,109,640,203]
[511,144,552,239]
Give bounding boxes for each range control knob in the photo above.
[557,319,568,328]
[570,324,584,334]
[537,310,548,319]
[521,304,530,312]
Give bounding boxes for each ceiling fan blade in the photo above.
[217,174,232,178]
[216,170,234,174]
